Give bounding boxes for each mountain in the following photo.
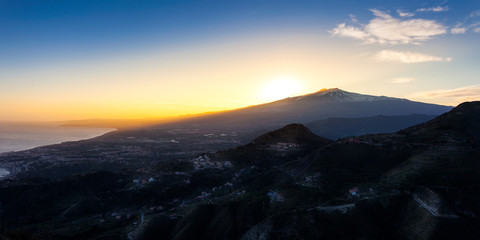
[306,114,437,140]
[97,88,451,148]
[151,88,452,138]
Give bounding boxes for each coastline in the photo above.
[0,124,115,154]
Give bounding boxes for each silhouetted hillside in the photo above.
[251,123,331,146]
[211,124,332,168]
[307,114,437,139]
[399,101,480,146]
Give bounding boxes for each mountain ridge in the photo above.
[293,88,399,102]
[140,88,452,141]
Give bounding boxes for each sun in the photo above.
[260,77,302,102]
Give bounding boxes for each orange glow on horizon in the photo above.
[0,31,397,122]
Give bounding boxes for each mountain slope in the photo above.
[399,101,480,146]
[138,101,480,240]
[292,101,480,190]
[126,88,452,142]
[306,114,437,140]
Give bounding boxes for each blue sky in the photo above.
[3,0,473,67]
[1,0,480,121]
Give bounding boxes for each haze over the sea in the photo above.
[0,122,114,153]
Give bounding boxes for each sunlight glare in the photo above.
[260,77,302,102]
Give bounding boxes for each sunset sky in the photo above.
[1,0,480,121]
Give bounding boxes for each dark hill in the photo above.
[211,124,332,168]
[399,101,480,146]
[307,114,437,140]
[251,123,331,146]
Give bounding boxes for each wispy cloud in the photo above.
[389,77,416,84]
[349,14,358,23]
[469,10,480,18]
[417,6,449,12]
[374,50,452,63]
[409,85,480,105]
[450,11,480,34]
[451,26,467,34]
[330,9,447,45]
[397,10,414,17]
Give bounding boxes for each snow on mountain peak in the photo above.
[298,88,388,102]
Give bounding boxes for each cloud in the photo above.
[451,24,467,34]
[467,22,480,33]
[330,9,447,45]
[449,20,480,34]
[375,50,452,63]
[397,10,414,17]
[468,10,480,18]
[371,9,391,18]
[330,23,370,40]
[450,11,480,34]
[409,85,480,104]
[417,6,449,12]
[349,14,358,23]
[389,77,416,84]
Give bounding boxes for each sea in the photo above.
[0,122,115,154]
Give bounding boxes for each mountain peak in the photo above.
[314,88,341,93]
[298,88,386,102]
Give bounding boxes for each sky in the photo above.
[1,0,480,121]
